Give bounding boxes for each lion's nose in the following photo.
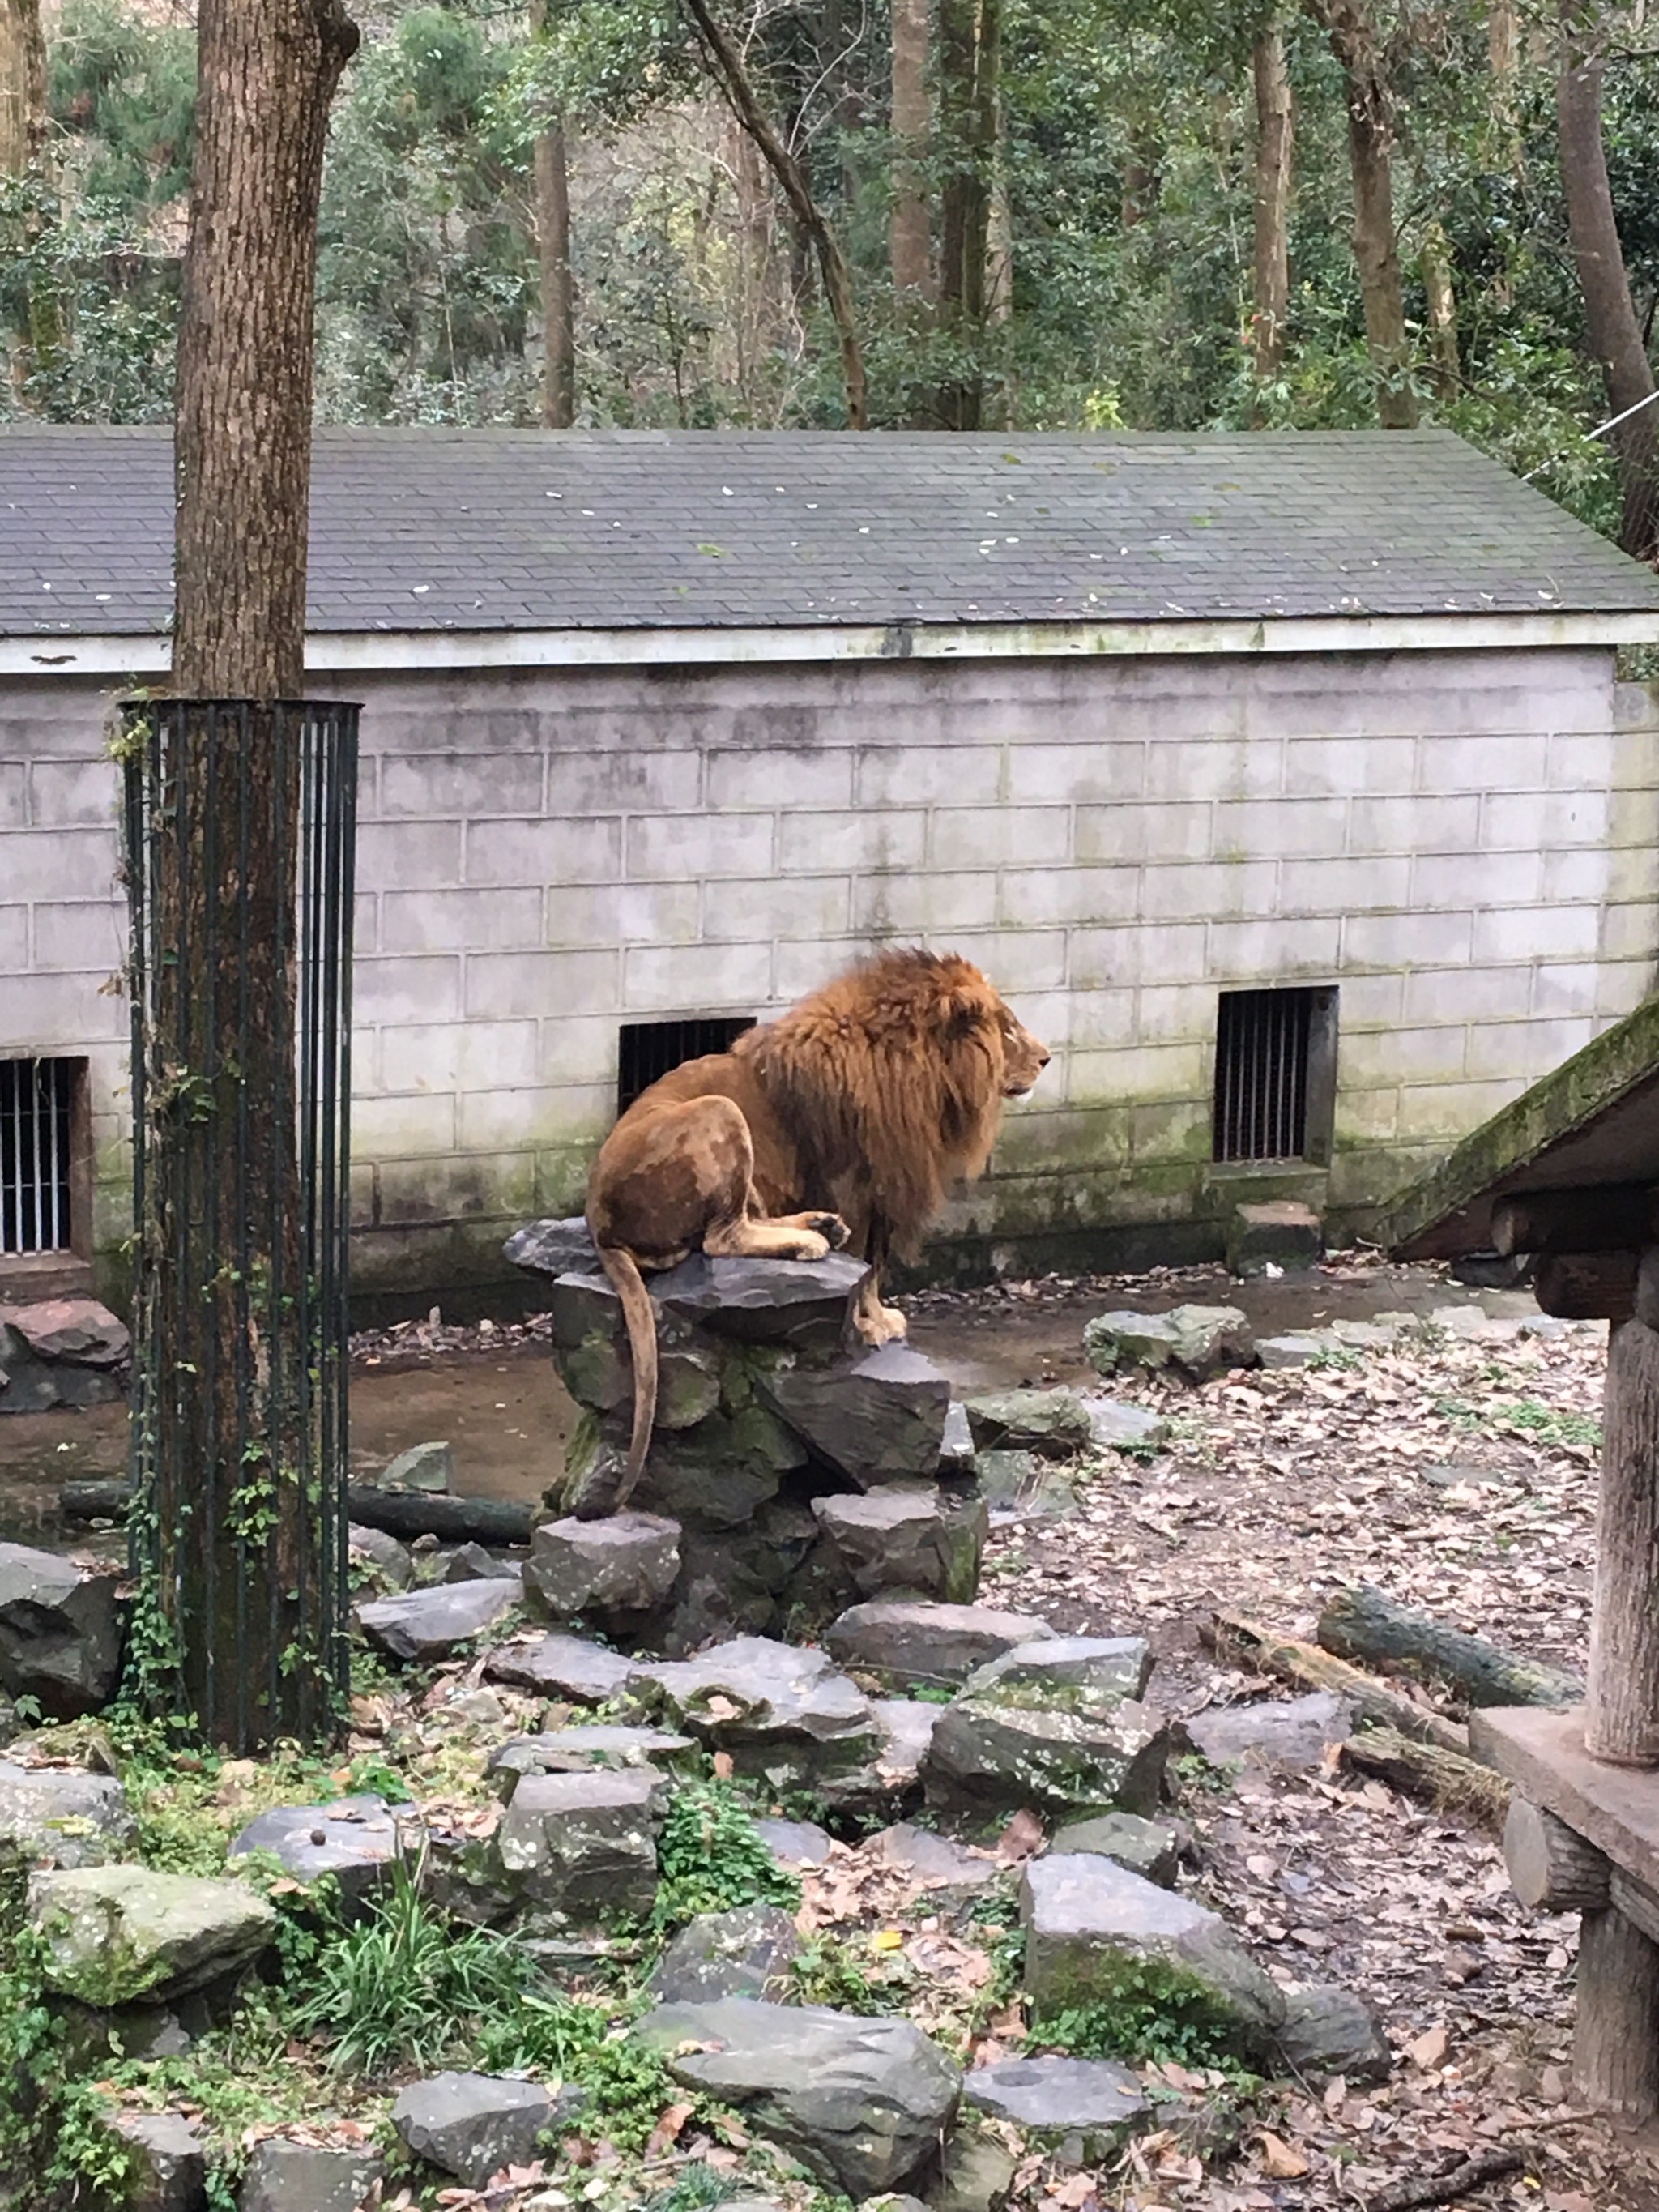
[1037,1046,1051,1068]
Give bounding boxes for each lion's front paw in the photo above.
[855,1300,909,1346]
[808,1212,851,1249]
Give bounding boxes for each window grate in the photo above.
[618,1017,755,1117]
[1,1058,75,1254]
[1213,988,1334,1164]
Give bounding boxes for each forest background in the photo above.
[2,0,1656,553]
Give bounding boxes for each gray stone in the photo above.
[488,1725,696,1788]
[483,1630,635,1702]
[228,1796,402,1907]
[1050,1813,1180,1887]
[348,1524,414,1591]
[962,1635,1153,1707]
[0,1326,62,1411]
[0,1542,124,1716]
[626,1413,802,1531]
[813,1489,987,1603]
[0,1759,133,1868]
[1256,1334,1328,1371]
[1273,1985,1393,2084]
[356,1578,520,1661]
[1082,1305,1254,1382]
[504,1216,603,1279]
[106,2109,206,2212]
[753,1816,834,1868]
[1226,1200,1323,1276]
[963,1389,1094,1458]
[648,1902,802,2002]
[30,1865,277,2005]
[964,2055,1148,2159]
[868,1822,997,1895]
[633,1997,962,2197]
[1020,1855,1285,2054]
[860,2200,928,2212]
[1329,1315,1408,1349]
[51,1364,125,1409]
[1183,1693,1352,1774]
[940,1401,977,1477]
[923,1697,1170,1821]
[1077,1397,1169,1454]
[1421,1461,1510,1491]
[1429,1305,1525,1343]
[0,1296,130,1366]
[441,1689,509,1726]
[654,1253,869,1347]
[825,1602,1056,1689]
[527,1512,680,1618]
[493,1767,665,1918]
[758,1343,952,1484]
[870,1699,940,1790]
[443,1543,521,1585]
[391,2072,557,2189]
[238,2139,383,2212]
[628,1636,880,1780]
[970,1451,1077,1522]
[931,2124,1016,2212]
[379,1441,453,1493]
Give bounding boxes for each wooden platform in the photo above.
[1472,1705,1659,1892]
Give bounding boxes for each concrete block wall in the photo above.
[1,644,1655,1305]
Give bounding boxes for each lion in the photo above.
[580,947,1050,1519]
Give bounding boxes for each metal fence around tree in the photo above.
[122,698,358,1750]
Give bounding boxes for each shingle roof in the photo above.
[3,423,1657,638]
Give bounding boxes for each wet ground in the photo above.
[0,1257,1527,1547]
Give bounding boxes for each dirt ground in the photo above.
[2,1254,1657,2209]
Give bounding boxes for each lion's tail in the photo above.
[587,1244,659,1519]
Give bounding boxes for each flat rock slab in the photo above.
[356,1578,520,1661]
[629,1636,879,1774]
[105,2108,204,2212]
[1082,1305,1254,1382]
[870,1698,940,1788]
[488,1725,696,1787]
[758,1343,951,1484]
[1077,1397,1168,1453]
[392,2072,557,2189]
[443,1543,521,1585]
[0,1325,65,1413]
[812,1488,986,1603]
[504,1216,603,1279]
[0,1297,130,1366]
[348,1525,414,1591]
[634,1996,962,2197]
[963,1388,1095,1458]
[1021,1854,1284,2052]
[31,1864,277,2005]
[1050,1812,1179,1887]
[527,1513,680,1618]
[228,1796,401,1907]
[654,1253,869,1345]
[0,1760,133,1868]
[924,1697,1170,1820]
[972,1450,1078,1523]
[867,1822,997,1894]
[0,1541,125,1716]
[1274,1985,1392,2084]
[379,1441,453,1492]
[754,1816,835,1868]
[494,1767,665,1918]
[1183,1692,1352,1774]
[648,1902,802,2002]
[1226,1200,1323,1275]
[1256,1334,1328,1370]
[825,1602,1056,1689]
[238,2138,383,2212]
[965,2054,1148,2150]
[962,1635,1153,1707]
[940,1401,976,1475]
[483,1630,635,1702]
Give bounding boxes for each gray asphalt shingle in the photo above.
[2,423,1656,639]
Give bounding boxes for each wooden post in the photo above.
[1587,1302,1659,1765]
[1576,1906,1659,2117]
[1503,1796,1610,1910]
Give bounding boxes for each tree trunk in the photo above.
[535,117,575,429]
[155,0,358,1750]
[1339,1725,1511,1829]
[1251,23,1294,389]
[1575,1906,1659,2118]
[1489,0,1517,84]
[1317,1584,1584,1710]
[1503,1797,1612,1911]
[1309,0,1417,428]
[890,0,932,299]
[1419,222,1460,398]
[1558,1,1659,561]
[936,0,997,429]
[1206,1610,1472,1753]
[682,0,867,429]
[1586,1314,1659,1763]
[1,0,61,403]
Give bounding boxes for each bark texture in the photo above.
[1420,220,1460,396]
[937,0,1000,427]
[1558,0,1659,561]
[1574,1905,1659,2118]
[1307,0,1417,427]
[1251,23,1294,386]
[1586,1315,1659,1764]
[1317,1583,1584,1710]
[683,0,867,429]
[536,116,575,429]
[1502,1796,1611,1912]
[173,0,360,699]
[889,0,932,298]
[0,0,46,177]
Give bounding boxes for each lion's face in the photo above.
[996,999,1050,1097]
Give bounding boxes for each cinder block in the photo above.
[997,867,1137,929]
[549,751,701,814]
[1483,789,1608,850]
[1465,1018,1594,1082]
[1067,988,1137,1048]
[356,955,463,1024]
[1349,795,1479,854]
[1341,910,1473,969]
[467,949,617,1019]
[382,1020,540,1095]
[1338,1027,1466,1087]
[382,888,542,953]
[1469,903,1599,963]
[1128,1097,1211,1162]
[0,905,25,967]
[458,1086,586,1152]
[465,818,621,886]
[1004,741,1144,805]
[1397,1080,1523,1141]
[930,805,1069,869]
[1606,787,1659,848]
[544,882,699,949]
[1282,737,1415,796]
[1331,971,1404,1031]
[1205,916,1341,980]
[704,875,850,941]
[710,749,852,811]
[1134,982,1216,1041]
[1410,852,1542,909]
[776,809,924,873]
[1,828,119,902]
[0,970,126,1048]
[1530,963,1601,1018]
[855,870,996,933]
[380,753,542,819]
[859,745,1001,806]
[1401,964,1530,1026]
[1212,797,1346,860]
[1599,902,1659,959]
[774,937,866,997]
[1279,856,1410,916]
[352,1092,458,1157]
[1076,801,1211,865]
[1597,962,1654,1018]
[1226,1199,1323,1275]
[30,900,123,971]
[1547,730,1616,786]
[1333,1087,1399,1144]
[355,820,464,890]
[0,762,23,827]
[1138,860,1277,922]
[630,812,774,880]
[1069,924,1207,990]
[624,941,770,1012]
[1146,738,1277,803]
[1077,1042,1205,1104]
[1414,732,1547,792]
[28,758,118,828]
[944,929,1068,990]
[539,1015,621,1087]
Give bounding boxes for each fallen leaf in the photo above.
[711,1750,734,1780]
[1257,2130,1311,2179]
[645,2103,694,2155]
[996,1807,1045,1864]
[1408,2023,1450,2069]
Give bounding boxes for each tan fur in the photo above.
[581,948,1049,1518]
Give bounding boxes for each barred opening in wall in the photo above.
[1213,988,1338,1165]
[617,1017,756,1117]
[1,1058,82,1255]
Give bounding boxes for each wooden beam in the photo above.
[1490,1185,1659,1257]
[1503,1795,1610,1910]
[1470,1705,1659,1887]
[1588,1313,1659,1762]
[1533,1249,1637,1321]
[1574,1906,1659,2119]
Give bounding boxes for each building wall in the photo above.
[1,644,1655,1308]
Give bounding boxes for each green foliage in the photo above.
[1029,1953,1250,2069]
[1432,1394,1599,1451]
[650,1780,802,1932]
[789,1934,905,2013]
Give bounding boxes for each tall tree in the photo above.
[1558,0,1659,558]
[1306,0,1418,427]
[937,0,1000,426]
[890,0,932,297]
[1251,19,1294,389]
[1,0,61,399]
[151,0,359,1749]
[535,117,575,426]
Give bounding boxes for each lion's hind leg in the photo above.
[703,1211,848,1260]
